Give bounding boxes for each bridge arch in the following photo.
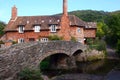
[38,49,70,64]
[40,53,70,70]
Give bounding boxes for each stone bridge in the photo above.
[0,41,86,80]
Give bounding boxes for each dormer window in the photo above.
[34,25,40,32]
[18,25,24,33]
[50,25,57,32]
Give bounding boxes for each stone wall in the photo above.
[74,49,105,62]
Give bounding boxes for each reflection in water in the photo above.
[41,59,120,77]
[77,60,105,73]
[76,59,120,75]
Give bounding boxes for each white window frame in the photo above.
[18,26,24,33]
[41,38,48,42]
[34,25,40,32]
[77,28,81,33]
[18,38,24,43]
[50,25,57,32]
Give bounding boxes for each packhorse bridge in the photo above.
[0,41,86,80]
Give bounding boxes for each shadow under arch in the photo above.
[72,49,83,62]
[40,53,70,70]
[72,49,83,56]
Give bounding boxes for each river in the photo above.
[41,59,120,80]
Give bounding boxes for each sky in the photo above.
[0,0,120,23]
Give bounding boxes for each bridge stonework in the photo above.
[0,41,86,80]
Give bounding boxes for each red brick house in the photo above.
[1,0,96,46]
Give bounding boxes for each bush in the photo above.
[71,36,77,42]
[88,38,106,51]
[0,40,4,44]
[12,41,17,44]
[96,41,106,51]
[86,38,94,45]
[18,68,43,80]
[48,35,63,40]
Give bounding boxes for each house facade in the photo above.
[2,0,96,46]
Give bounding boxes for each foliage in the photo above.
[87,38,106,51]
[40,57,50,70]
[71,36,77,42]
[12,41,17,44]
[106,14,120,36]
[86,38,94,45]
[96,41,106,51]
[96,22,109,39]
[105,34,118,47]
[18,68,43,80]
[48,35,63,40]
[0,40,4,44]
[87,54,104,61]
[105,13,120,48]
[0,21,6,36]
[117,40,120,57]
[69,10,109,22]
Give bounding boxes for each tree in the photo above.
[0,21,6,36]
[96,22,108,39]
[69,10,109,22]
[105,13,120,47]
[105,13,120,56]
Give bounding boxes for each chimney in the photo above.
[11,5,17,20]
[59,0,70,41]
[63,0,68,16]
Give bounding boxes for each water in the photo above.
[41,59,120,78]
[76,59,120,75]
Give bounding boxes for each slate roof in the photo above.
[4,15,96,31]
[85,22,97,29]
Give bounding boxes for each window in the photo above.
[29,38,35,42]
[18,26,24,33]
[77,28,81,33]
[34,25,40,32]
[50,25,57,32]
[41,38,48,42]
[18,38,24,43]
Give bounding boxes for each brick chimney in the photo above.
[11,5,17,20]
[59,0,71,41]
[63,0,68,16]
